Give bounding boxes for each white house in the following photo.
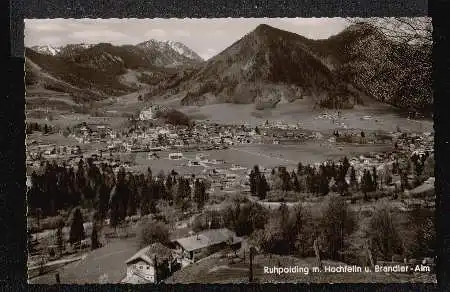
[122,243,174,284]
[169,153,183,160]
[139,108,154,121]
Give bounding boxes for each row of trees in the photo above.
[26,122,55,135]
[187,197,435,264]
[28,159,209,226]
[249,157,376,199]
[250,152,434,200]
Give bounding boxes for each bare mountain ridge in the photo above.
[26,40,203,98]
[301,22,432,112]
[147,23,431,112]
[27,23,431,112]
[136,40,203,65]
[148,24,360,109]
[30,40,203,66]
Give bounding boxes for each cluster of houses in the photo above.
[121,228,243,284]
[26,141,82,165]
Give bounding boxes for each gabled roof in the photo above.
[125,242,173,265]
[173,228,242,252]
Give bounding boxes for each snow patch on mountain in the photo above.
[137,39,203,64]
[31,45,61,56]
[166,41,203,61]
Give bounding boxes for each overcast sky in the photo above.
[25,18,351,60]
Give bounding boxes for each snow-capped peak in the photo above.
[137,39,203,62]
[166,41,203,61]
[30,43,95,56]
[31,45,61,56]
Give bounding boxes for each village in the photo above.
[26,103,436,284]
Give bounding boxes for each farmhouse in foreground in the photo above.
[172,228,243,263]
[121,243,177,284]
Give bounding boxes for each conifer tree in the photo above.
[256,174,269,200]
[372,166,378,191]
[69,207,85,245]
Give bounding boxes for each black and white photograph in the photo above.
[25,17,435,284]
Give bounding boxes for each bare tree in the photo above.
[347,17,432,47]
[344,17,432,112]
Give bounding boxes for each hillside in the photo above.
[26,24,432,112]
[146,24,363,109]
[25,53,106,102]
[146,23,431,113]
[136,40,203,66]
[25,40,203,98]
[25,47,134,97]
[303,23,432,112]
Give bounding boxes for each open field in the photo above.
[27,114,129,130]
[29,237,140,284]
[128,142,394,175]
[178,102,433,133]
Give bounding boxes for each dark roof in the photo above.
[173,228,242,252]
[125,242,173,265]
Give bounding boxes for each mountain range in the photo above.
[25,23,432,112]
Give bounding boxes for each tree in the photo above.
[256,174,269,200]
[278,167,291,193]
[292,172,301,192]
[372,166,378,191]
[320,196,356,260]
[194,179,209,210]
[69,207,85,245]
[367,204,404,260]
[349,166,358,191]
[361,170,373,200]
[405,207,436,258]
[165,175,174,195]
[423,154,435,178]
[55,217,65,256]
[192,215,208,233]
[254,126,260,135]
[318,170,330,196]
[91,223,101,250]
[224,202,268,237]
[208,210,223,229]
[109,186,123,230]
[297,163,304,175]
[292,205,314,257]
[175,178,191,211]
[342,157,350,175]
[139,220,170,248]
[249,165,261,195]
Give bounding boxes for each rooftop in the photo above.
[125,242,173,266]
[173,228,242,252]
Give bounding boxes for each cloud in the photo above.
[30,22,68,32]
[68,30,129,43]
[144,29,167,38]
[173,30,190,37]
[24,18,353,52]
[199,48,218,60]
[32,36,65,46]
